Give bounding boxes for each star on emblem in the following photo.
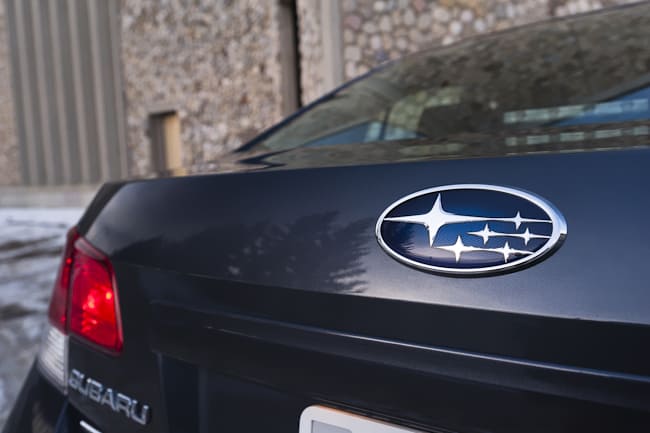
[468,223,550,245]
[437,236,533,263]
[384,194,550,247]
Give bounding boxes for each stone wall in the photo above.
[120,0,286,176]
[0,1,20,185]
[296,0,327,105]
[120,0,640,176]
[0,0,642,184]
[551,0,639,16]
[337,0,639,83]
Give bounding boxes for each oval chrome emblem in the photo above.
[376,184,567,276]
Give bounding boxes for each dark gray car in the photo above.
[4,3,650,433]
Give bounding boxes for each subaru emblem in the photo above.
[376,185,567,276]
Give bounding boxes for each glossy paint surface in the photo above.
[80,148,650,326]
[53,146,650,433]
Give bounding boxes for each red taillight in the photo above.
[68,238,123,352]
[48,228,79,331]
[45,227,123,353]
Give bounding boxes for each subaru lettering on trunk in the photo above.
[68,369,151,426]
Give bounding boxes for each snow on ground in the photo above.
[0,208,83,429]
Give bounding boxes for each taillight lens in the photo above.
[68,238,123,352]
[38,227,122,390]
[47,228,78,331]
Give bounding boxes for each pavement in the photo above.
[0,208,82,429]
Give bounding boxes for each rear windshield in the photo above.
[255,4,650,157]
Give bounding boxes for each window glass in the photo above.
[254,5,650,157]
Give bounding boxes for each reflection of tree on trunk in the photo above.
[171,212,374,294]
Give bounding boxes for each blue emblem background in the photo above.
[380,189,553,269]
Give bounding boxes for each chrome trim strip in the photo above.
[80,420,102,433]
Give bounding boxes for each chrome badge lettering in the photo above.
[376,184,567,275]
[69,369,151,425]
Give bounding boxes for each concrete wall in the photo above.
[3,0,128,186]
[0,0,20,186]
